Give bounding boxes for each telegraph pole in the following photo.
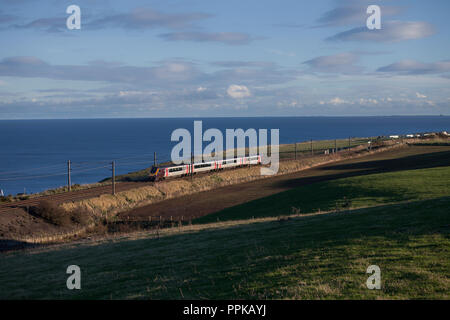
[112,161,116,195]
[335,139,337,153]
[67,160,71,192]
[154,152,157,167]
[311,139,313,156]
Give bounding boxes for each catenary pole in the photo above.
[112,161,116,195]
[67,160,71,192]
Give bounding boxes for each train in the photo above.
[149,155,261,181]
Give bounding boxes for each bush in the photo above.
[0,196,12,203]
[31,201,71,226]
[70,208,91,226]
[92,219,108,234]
[31,201,93,227]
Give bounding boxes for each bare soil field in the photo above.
[0,143,380,242]
[118,144,450,222]
[1,143,449,249]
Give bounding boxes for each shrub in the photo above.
[0,196,12,203]
[31,201,71,226]
[70,208,91,226]
[93,219,108,234]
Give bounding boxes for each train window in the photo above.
[194,163,212,168]
[169,167,183,172]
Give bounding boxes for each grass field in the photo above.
[194,165,450,224]
[0,164,448,299]
[0,198,448,299]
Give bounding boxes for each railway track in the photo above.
[0,181,155,214]
[0,146,377,215]
[0,164,264,214]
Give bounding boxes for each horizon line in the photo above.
[0,114,448,121]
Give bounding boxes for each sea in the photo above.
[0,116,449,196]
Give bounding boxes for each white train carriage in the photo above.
[193,161,216,173]
[246,155,261,165]
[219,158,239,169]
[150,155,261,181]
[167,164,189,177]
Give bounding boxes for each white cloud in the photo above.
[378,59,450,75]
[316,4,403,27]
[359,98,379,105]
[159,32,254,45]
[330,97,346,105]
[416,92,427,98]
[327,21,435,43]
[227,84,251,98]
[303,52,362,74]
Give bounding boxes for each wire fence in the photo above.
[0,136,394,198]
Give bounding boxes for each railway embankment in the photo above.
[2,141,408,247]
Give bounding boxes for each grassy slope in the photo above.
[1,154,449,299]
[195,166,450,224]
[0,197,448,299]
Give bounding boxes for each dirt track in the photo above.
[118,145,450,221]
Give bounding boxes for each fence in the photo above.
[0,136,398,200]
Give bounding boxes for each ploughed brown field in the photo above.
[1,143,449,248]
[118,144,450,221]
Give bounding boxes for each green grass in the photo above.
[0,197,448,299]
[195,166,450,224]
[1,149,449,299]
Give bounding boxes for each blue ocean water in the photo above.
[0,116,449,196]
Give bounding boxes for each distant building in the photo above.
[389,135,399,139]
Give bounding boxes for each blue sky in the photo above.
[0,0,449,118]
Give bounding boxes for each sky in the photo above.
[0,0,449,119]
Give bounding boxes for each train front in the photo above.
[149,166,160,181]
